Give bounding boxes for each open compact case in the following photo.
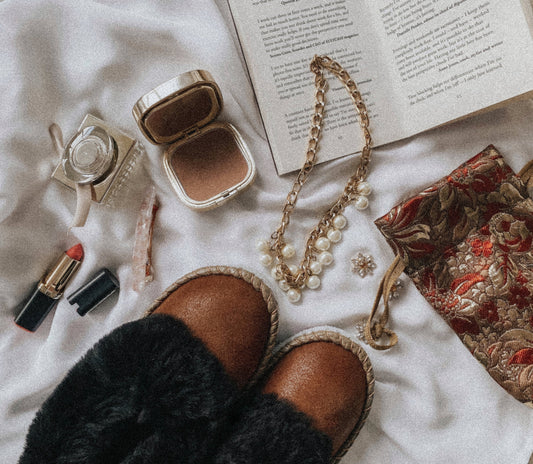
[133,70,256,210]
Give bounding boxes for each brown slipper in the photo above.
[262,327,374,463]
[144,266,279,388]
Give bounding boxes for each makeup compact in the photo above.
[133,70,255,210]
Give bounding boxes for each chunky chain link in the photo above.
[271,55,373,289]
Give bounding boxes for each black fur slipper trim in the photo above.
[19,315,238,464]
[215,393,332,464]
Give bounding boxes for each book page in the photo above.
[366,0,533,135]
[227,0,402,174]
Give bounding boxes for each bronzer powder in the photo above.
[168,125,248,202]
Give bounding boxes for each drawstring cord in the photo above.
[364,254,405,350]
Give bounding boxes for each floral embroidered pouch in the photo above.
[371,145,533,406]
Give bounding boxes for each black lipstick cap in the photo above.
[14,285,58,332]
[67,268,119,316]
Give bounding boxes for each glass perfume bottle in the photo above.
[52,114,145,207]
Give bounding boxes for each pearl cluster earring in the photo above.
[350,252,377,278]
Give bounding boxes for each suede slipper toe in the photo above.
[145,266,279,388]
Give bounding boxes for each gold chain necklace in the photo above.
[257,55,373,303]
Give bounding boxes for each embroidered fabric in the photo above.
[375,145,533,405]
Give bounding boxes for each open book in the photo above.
[227,0,533,175]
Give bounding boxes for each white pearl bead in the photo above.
[289,264,298,275]
[315,237,331,251]
[356,181,372,196]
[271,265,282,280]
[256,239,271,253]
[332,214,347,230]
[354,195,369,210]
[281,244,295,258]
[260,254,273,266]
[306,275,321,289]
[279,279,290,291]
[310,261,322,275]
[327,228,342,243]
[287,288,301,303]
[318,251,334,265]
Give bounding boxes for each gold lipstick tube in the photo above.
[38,254,83,299]
[15,245,84,332]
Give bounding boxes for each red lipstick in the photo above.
[66,243,84,261]
[15,244,84,332]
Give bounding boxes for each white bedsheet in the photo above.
[1,1,533,462]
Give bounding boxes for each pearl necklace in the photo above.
[257,55,373,303]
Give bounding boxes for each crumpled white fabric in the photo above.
[1,1,532,463]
